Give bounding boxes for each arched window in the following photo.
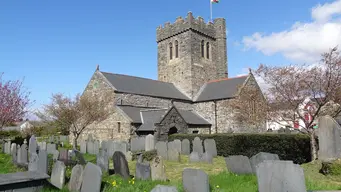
[206,42,210,59]
[175,40,179,58]
[169,42,173,60]
[201,40,205,57]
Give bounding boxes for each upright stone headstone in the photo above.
[80,141,87,154]
[40,142,47,151]
[38,150,48,174]
[11,143,17,164]
[155,141,168,160]
[81,162,102,192]
[59,148,68,161]
[94,140,100,155]
[51,161,66,189]
[87,134,94,142]
[151,156,167,181]
[145,134,155,151]
[5,141,11,154]
[189,152,201,163]
[181,139,190,155]
[204,139,217,157]
[131,137,145,152]
[318,115,341,161]
[114,142,127,156]
[16,144,20,164]
[19,143,28,164]
[173,139,181,153]
[47,143,57,154]
[126,151,133,161]
[201,152,213,164]
[182,168,209,192]
[167,149,180,162]
[1,142,5,153]
[29,135,37,155]
[256,160,306,192]
[68,164,84,192]
[225,155,253,174]
[192,137,203,155]
[74,150,87,165]
[135,162,151,180]
[28,153,39,171]
[96,153,109,173]
[87,141,94,154]
[151,185,178,192]
[52,150,60,161]
[250,152,280,173]
[113,151,130,179]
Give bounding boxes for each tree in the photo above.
[0,73,30,130]
[256,47,341,161]
[37,92,113,148]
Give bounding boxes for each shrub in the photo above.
[0,130,22,139]
[169,133,311,164]
[320,159,341,176]
[132,150,157,161]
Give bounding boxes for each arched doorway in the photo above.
[168,127,178,135]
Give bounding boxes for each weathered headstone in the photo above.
[182,168,209,192]
[256,160,306,192]
[81,162,102,192]
[59,148,68,161]
[19,143,28,164]
[113,151,130,179]
[192,137,203,155]
[173,139,181,153]
[11,143,17,164]
[40,142,47,151]
[114,141,127,156]
[145,134,155,151]
[96,153,109,173]
[189,152,201,163]
[201,152,213,164]
[29,135,37,155]
[80,141,87,154]
[87,134,94,142]
[28,153,39,171]
[94,140,100,155]
[47,143,57,154]
[52,150,60,161]
[225,155,253,174]
[151,156,167,181]
[5,141,11,154]
[87,141,94,154]
[135,162,151,180]
[131,137,145,152]
[204,139,217,157]
[38,150,48,174]
[155,141,168,160]
[16,144,20,164]
[181,139,190,155]
[126,151,132,161]
[74,150,87,165]
[151,185,178,192]
[68,164,84,192]
[51,161,66,189]
[318,115,341,161]
[250,152,280,173]
[167,149,180,162]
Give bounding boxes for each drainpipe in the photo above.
[214,100,218,134]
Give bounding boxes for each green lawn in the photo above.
[1,153,341,192]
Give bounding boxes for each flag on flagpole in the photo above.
[211,0,219,3]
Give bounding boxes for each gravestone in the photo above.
[135,162,151,180]
[96,153,109,173]
[113,151,130,179]
[201,152,213,164]
[250,152,280,173]
[256,160,306,192]
[1,142,4,153]
[181,139,190,155]
[145,134,155,151]
[40,142,47,151]
[167,149,180,162]
[189,152,201,163]
[131,137,145,152]
[28,135,37,155]
[11,144,17,164]
[80,141,87,154]
[94,140,100,155]
[182,168,209,192]
[173,139,181,153]
[318,115,341,161]
[87,134,94,142]
[19,143,28,164]
[28,153,39,172]
[81,162,102,192]
[16,145,20,164]
[192,137,203,155]
[114,142,127,156]
[151,156,167,181]
[5,141,11,154]
[87,141,94,154]
[47,143,57,154]
[68,164,84,192]
[74,150,87,165]
[155,141,168,160]
[52,150,60,161]
[151,185,178,192]
[38,150,48,174]
[126,151,132,161]
[225,155,253,174]
[51,161,66,189]
[60,135,68,142]
[204,139,217,157]
[59,148,68,161]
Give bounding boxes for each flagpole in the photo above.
[210,0,213,22]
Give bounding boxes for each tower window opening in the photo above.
[206,42,210,59]
[175,40,179,58]
[201,40,205,57]
[169,42,173,60]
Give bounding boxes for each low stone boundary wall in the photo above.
[0,171,50,191]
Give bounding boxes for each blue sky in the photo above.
[0,0,339,116]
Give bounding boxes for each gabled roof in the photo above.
[139,109,168,131]
[194,75,248,102]
[177,108,211,125]
[100,71,191,101]
[116,105,157,123]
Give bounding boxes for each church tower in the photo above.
[156,12,228,99]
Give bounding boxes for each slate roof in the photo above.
[194,75,248,102]
[116,105,157,123]
[177,109,211,125]
[101,71,191,101]
[139,109,168,131]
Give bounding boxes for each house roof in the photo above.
[138,109,168,131]
[100,71,191,101]
[194,75,248,102]
[116,105,157,123]
[177,108,211,125]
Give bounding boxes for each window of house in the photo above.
[201,40,205,57]
[192,130,199,134]
[169,42,173,60]
[175,40,179,58]
[117,122,121,133]
[206,42,210,59]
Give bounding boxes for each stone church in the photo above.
[77,12,263,142]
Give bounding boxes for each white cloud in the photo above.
[243,0,341,63]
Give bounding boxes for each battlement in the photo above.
[156,12,225,42]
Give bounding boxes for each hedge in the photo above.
[169,133,312,164]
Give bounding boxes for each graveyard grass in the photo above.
[1,154,341,191]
